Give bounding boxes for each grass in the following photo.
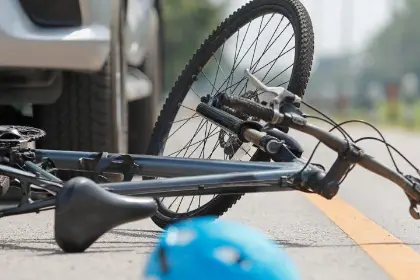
[332,100,420,132]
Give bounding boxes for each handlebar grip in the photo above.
[219,94,275,122]
[196,103,243,134]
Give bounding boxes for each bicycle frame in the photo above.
[34,149,321,197]
[0,147,323,217]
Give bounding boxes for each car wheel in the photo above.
[33,2,161,155]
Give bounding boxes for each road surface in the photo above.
[1,123,420,280]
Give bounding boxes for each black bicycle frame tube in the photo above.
[101,167,315,197]
[33,149,324,197]
[35,149,293,177]
[0,198,56,217]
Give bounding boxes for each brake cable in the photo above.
[240,70,417,194]
[299,100,419,186]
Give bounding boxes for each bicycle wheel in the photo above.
[147,0,314,229]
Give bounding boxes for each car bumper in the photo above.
[0,0,111,71]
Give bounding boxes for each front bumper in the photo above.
[0,0,111,71]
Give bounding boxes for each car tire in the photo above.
[32,65,120,153]
[33,4,162,156]
[32,2,126,154]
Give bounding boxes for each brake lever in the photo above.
[244,69,302,112]
[404,175,420,219]
[409,199,420,220]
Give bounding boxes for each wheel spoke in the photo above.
[152,7,313,222]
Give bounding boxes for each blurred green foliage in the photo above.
[365,0,420,81]
[162,0,226,92]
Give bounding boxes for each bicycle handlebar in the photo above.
[214,94,420,206]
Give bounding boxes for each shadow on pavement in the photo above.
[2,227,415,256]
[110,228,162,239]
[0,229,163,255]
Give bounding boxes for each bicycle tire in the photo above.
[147,0,314,229]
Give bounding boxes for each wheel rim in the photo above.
[157,11,298,216]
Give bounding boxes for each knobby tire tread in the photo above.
[34,65,115,153]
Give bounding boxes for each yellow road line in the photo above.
[305,194,420,280]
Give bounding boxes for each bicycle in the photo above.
[0,0,419,254]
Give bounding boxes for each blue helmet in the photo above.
[143,217,300,280]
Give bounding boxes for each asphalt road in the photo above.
[1,123,420,280]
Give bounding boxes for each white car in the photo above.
[0,0,163,154]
